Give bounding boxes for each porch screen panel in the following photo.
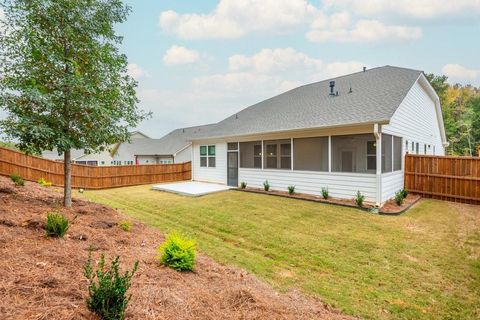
[293,137,328,171]
[331,134,376,173]
[393,136,402,171]
[382,134,393,173]
[240,141,262,168]
[264,140,291,169]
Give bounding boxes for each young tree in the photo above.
[0,0,149,206]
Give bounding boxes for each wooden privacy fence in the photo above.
[405,154,480,204]
[0,146,191,189]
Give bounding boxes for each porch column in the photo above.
[374,124,382,206]
[328,136,332,172]
[291,138,294,171]
[261,139,264,170]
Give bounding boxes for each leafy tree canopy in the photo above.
[426,73,480,156]
[0,0,149,156]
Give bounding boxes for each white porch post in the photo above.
[328,136,332,172]
[261,139,264,170]
[374,124,382,206]
[291,137,294,171]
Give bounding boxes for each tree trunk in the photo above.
[64,149,72,207]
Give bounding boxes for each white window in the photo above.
[263,140,291,169]
[200,145,216,167]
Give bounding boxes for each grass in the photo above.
[81,186,480,320]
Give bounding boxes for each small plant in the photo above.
[400,188,409,198]
[38,177,52,187]
[321,187,329,200]
[288,185,295,195]
[355,191,365,207]
[158,231,196,271]
[240,181,247,189]
[263,180,270,192]
[84,252,138,320]
[45,212,69,237]
[395,191,405,206]
[118,220,132,232]
[10,173,25,186]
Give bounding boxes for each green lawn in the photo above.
[81,186,480,320]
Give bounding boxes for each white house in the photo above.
[113,124,214,165]
[188,66,448,205]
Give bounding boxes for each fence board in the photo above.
[404,154,480,204]
[0,146,191,189]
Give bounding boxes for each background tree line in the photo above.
[426,74,480,156]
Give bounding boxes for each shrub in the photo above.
[288,185,295,195]
[400,188,409,198]
[10,173,24,186]
[240,181,247,189]
[158,231,196,271]
[83,252,138,320]
[395,191,405,206]
[321,187,329,200]
[263,180,270,192]
[355,191,365,207]
[118,220,132,232]
[45,212,69,237]
[38,177,52,187]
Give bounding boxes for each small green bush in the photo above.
[45,212,69,237]
[84,252,138,320]
[263,180,270,192]
[158,231,196,271]
[118,220,132,232]
[321,187,329,200]
[400,188,409,198]
[38,177,52,187]
[288,185,295,195]
[240,181,247,189]
[395,191,405,206]
[10,173,25,186]
[355,191,365,207]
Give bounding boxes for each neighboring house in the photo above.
[112,124,215,165]
[188,66,448,205]
[41,131,150,166]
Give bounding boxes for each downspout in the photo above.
[374,123,382,207]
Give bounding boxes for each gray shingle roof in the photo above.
[191,66,423,140]
[124,124,216,156]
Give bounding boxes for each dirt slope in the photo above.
[0,176,354,320]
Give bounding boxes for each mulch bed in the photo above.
[0,175,355,320]
[235,187,376,210]
[379,194,421,215]
[235,187,421,215]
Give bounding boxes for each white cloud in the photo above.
[127,63,150,80]
[228,48,364,80]
[442,64,480,85]
[307,19,422,43]
[323,0,480,20]
[163,45,200,66]
[159,0,317,39]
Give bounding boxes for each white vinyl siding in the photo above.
[239,169,376,202]
[382,80,445,156]
[381,171,404,202]
[193,141,227,184]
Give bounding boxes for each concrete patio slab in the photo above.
[152,181,232,197]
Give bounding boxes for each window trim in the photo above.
[200,145,216,168]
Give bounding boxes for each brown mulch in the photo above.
[379,194,421,215]
[0,176,355,320]
[236,187,375,210]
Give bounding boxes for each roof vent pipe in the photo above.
[329,81,335,96]
[363,67,366,72]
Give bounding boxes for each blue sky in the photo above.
[3,1,480,138]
